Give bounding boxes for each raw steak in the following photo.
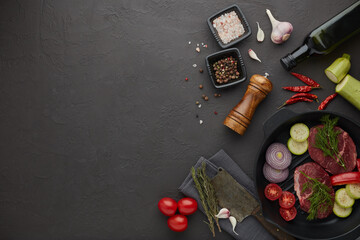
[294,162,334,219]
[308,125,357,175]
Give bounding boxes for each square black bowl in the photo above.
[205,48,247,89]
[207,4,251,48]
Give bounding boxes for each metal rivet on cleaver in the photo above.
[211,168,295,240]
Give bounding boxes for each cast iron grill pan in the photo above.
[255,109,360,240]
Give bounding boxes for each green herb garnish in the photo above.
[300,171,334,220]
[314,115,346,169]
[191,162,221,237]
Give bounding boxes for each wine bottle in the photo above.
[281,1,360,71]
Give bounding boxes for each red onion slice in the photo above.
[266,143,292,170]
[263,163,289,183]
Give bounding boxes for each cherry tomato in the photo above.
[178,198,198,215]
[264,183,282,201]
[279,207,297,221]
[167,214,188,232]
[158,197,177,216]
[279,191,296,209]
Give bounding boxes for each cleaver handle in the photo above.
[252,206,295,240]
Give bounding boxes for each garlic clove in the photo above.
[215,208,230,219]
[248,49,261,62]
[256,22,265,42]
[229,216,239,235]
[266,9,293,44]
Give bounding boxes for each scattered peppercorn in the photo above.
[202,94,206,99]
[196,114,198,118]
[214,111,218,115]
[199,84,203,89]
[195,101,200,105]
[199,68,203,73]
[212,56,239,85]
[204,96,209,101]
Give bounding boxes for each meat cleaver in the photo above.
[211,168,295,240]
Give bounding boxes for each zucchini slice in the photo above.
[287,138,308,155]
[333,202,352,218]
[346,183,360,199]
[335,188,355,208]
[290,123,309,142]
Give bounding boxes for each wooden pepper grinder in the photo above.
[224,73,273,135]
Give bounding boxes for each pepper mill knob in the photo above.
[223,74,273,135]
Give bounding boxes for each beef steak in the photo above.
[294,162,334,219]
[308,125,357,175]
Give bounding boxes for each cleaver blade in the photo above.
[211,168,295,240]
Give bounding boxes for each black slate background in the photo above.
[1,0,360,239]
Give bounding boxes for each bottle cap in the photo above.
[280,54,297,71]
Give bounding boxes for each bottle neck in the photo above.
[280,44,312,71]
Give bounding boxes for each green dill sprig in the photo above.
[315,115,346,169]
[300,171,334,220]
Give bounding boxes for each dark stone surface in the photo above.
[0,0,359,239]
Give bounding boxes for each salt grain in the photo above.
[196,47,200,53]
[193,64,197,68]
[213,11,245,44]
[188,41,191,44]
[199,120,203,124]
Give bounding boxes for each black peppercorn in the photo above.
[212,56,239,85]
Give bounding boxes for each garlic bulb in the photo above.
[256,22,265,42]
[266,9,293,44]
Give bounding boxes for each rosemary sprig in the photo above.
[191,165,215,237]
[300,171,334,220]
[198,162,221,232]
[314,115,346,169]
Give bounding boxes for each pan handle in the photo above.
[263,108,297,138]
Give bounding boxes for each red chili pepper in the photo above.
[282,86,317,92]
[278,97,313,109]
[318,93,338,110]
[331,172,360,186]
[290,72,321,88]
[357,158,360,172]
[290,93,319,102]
